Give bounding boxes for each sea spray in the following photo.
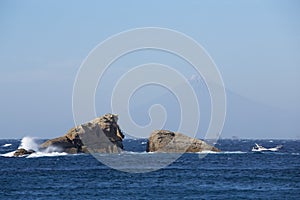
[18,137,39,151]
[18,136,62,153]
[43,145,62,153]
[1,136,67,157]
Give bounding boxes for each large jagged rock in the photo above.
[147,130,220,153]
[13,148,35,157]
[40,114,124,154]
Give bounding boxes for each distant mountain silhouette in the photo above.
[96,77,299,139]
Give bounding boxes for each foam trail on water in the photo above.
[197,151,247,154]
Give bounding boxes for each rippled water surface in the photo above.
[1,139,299,199]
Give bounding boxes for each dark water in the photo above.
[0,139,299,199]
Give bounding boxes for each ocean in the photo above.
[0,138,299,199]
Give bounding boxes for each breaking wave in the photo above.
[1,151,16,157]
[27,152,68,158]
[2,143,12,147]
[18,137,39,151]
[0,136,68,158]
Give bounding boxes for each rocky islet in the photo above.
[13,114,220,156]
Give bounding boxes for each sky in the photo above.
[0,0,300,139]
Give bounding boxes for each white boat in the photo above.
[251,143,282,152]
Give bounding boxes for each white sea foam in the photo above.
[2,143,12,147]
[0,136,39,157]
[27,152,68,158]
[291,153,300,156]
[123,151,148,155]
[122,151,248,155]
[0,136,69,158]
[197,151,247,154]
[1,151,16,157]
[196,150,219,154]
[222,151,247,154]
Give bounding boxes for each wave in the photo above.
[2,143,12,147]
[0,136,69,158]
[27,152,68,158]
[0,151,69,158]
[18,136,39,151]
[1,151,17,157]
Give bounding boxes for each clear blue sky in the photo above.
[0,0,299,139]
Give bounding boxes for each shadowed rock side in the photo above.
[13,148,36,157]
[40,114,124,154]
[147,130,220,153]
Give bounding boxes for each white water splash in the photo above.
[2,143,12,147]
[18,137,39,151]
[0,136,68,158]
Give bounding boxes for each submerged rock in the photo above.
[147,130,220,153]
[40,113,124,154]
[13,148,35,157]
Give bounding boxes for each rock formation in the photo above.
[40,113,124,154]
[13,148,35,157]
[147,130,220,153]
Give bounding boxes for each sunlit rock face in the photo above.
[40,113,124,154]
[147,130,220,153]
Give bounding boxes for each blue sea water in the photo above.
[0,139,299,199]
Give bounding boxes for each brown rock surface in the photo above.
[40,114,124,154]
[147,130,220,153]
[13,148,35,157]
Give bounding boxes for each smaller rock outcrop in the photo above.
[13,148,35,157]
[40,113,124,154]
[147,130,220,153]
